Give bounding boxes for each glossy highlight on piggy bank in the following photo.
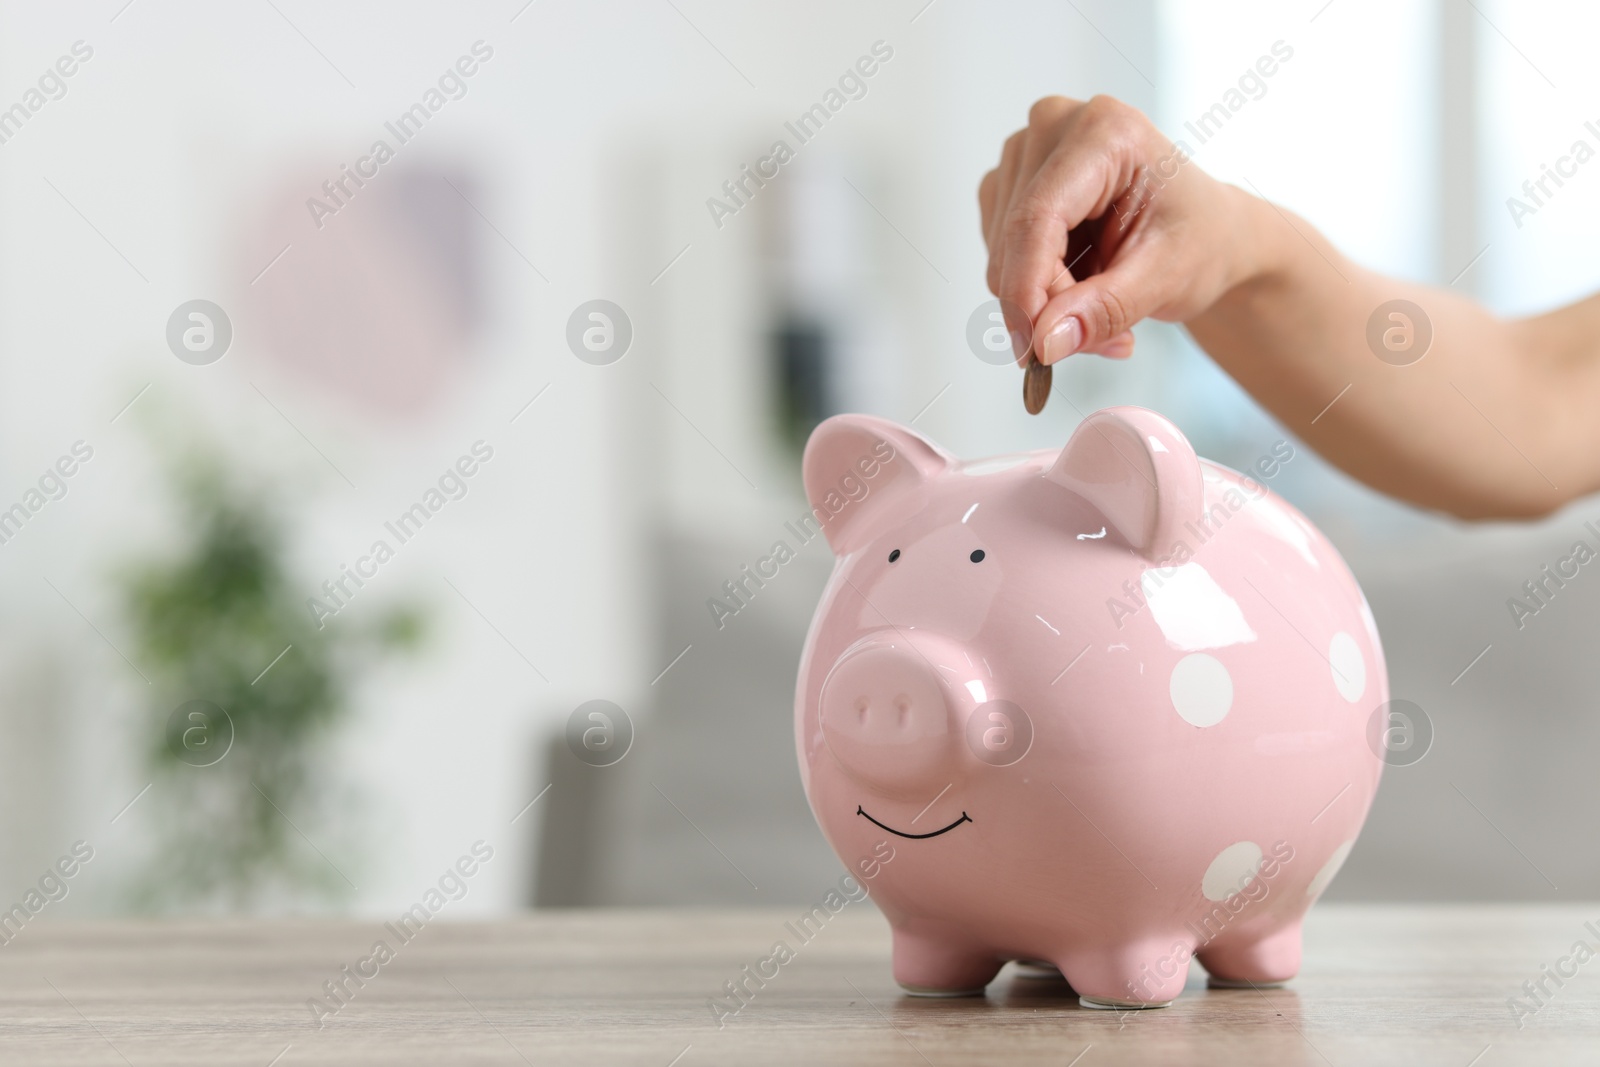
[793,407,1385,1008]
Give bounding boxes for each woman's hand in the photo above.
[978,95,1600,519]
[978,95,1264,365]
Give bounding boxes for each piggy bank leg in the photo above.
[1060,939,1191,1009]
[892,929,1001,996]
[1198,922,1302,988]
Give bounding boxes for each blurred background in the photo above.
[0,0,1597,919]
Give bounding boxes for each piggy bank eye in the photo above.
[887,549,901,562]
[970,549,986,563]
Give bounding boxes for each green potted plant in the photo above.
[119,435,422,911]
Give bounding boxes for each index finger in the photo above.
[996,99,1139,338]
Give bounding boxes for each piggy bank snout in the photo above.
[820,642,964,793]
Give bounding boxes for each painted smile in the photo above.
[856,805,972,839]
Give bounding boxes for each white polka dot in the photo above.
[1306,840,1355,898]
[1329,632,1366,702]
[1170,653,1233,727]
[1202,841,1263,902]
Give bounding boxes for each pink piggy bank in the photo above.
[794,406,1385,1008]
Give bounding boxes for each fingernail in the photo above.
[1040,315,1082,364]
[1009,329,1029,363]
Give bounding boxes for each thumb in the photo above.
[1031,252,1163,365]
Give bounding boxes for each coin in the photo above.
[1022,355,1051,415]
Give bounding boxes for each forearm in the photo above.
[1189,185,1600,519]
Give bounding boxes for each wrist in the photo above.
[1217,181,1289,294]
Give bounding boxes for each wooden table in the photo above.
[1,905,1597,1065]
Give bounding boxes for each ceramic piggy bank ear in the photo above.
[802,415,952,554]
[1045,407,1204,561]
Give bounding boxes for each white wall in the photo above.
[0,1,662,917]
